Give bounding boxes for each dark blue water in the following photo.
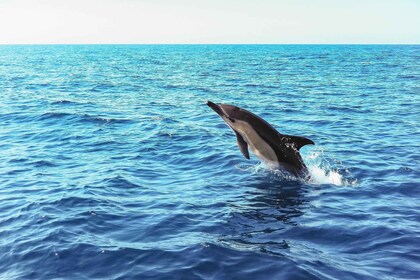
[0,45,419,279]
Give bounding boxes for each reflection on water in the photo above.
[221,174,310,256]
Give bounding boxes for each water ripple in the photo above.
[0,45,419,279]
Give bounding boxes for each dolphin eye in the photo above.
[228,117,235,123]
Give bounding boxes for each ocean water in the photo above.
[0,45,419,279]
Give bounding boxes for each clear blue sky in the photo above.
[0,0,418,44]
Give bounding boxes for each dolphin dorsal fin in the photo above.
[283,135,315,150]
[235,132,250,159]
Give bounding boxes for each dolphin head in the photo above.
[206,101,242,128]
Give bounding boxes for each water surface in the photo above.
[0,45,419,279]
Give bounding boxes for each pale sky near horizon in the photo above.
[0,0,419,44]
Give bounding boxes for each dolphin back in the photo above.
[282,135,314,150]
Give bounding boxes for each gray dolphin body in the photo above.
[207,101,314,178]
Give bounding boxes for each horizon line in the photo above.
[0,43,419,46]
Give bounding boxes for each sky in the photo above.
[0,0,419,44]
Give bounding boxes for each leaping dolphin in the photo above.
[207,101,314,178]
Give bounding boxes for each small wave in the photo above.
[80,115,133,125]
[235,163,263,173]
[397,75,418,80]
[50,100,79,105]
[47,196,103,209]
[38,112,133,125]
[89,83,117,92]
[326,105,373,114]
[31,160,57,168]
[39,112,75,121]
[104,175,142,190]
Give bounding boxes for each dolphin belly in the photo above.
[235,120,279,167]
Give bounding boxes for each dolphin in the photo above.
[207,101,314,178]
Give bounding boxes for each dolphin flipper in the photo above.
[283,135,314,150]
[235,132,250,159]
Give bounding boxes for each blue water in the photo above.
[0,45,419,279]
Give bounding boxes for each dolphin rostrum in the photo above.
[207,101,314,178]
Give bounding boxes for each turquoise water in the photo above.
[0,45,419,279]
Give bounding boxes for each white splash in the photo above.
[303,148,352,186]
[236,147,355,186]
[308,165,343,186]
